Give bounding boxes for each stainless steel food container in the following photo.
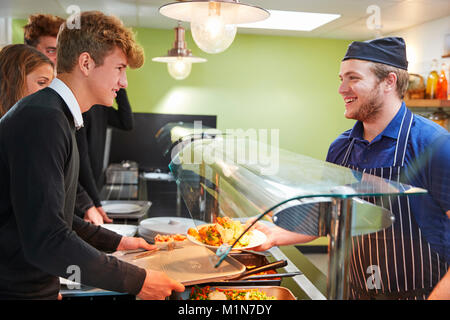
[209,252,283,287]
[106,161,139,185]
[113,243,246,286]
[172,285,297,300]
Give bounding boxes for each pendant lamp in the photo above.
[152,23,207,80]
[159,0,270,54]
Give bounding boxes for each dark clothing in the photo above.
[0,88,145,299]
[75,89,133,212]
[75,183,95,215]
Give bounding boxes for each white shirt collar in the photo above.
[48,78,84,129]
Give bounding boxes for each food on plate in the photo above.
[154,234,187,250]
[154,233,187,243]
[190,286,277,300]
[187,217,251,248]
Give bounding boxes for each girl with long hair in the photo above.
[0,44,54,117]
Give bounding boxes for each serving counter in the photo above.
[165,125,426,300]
[61,174,325,300]
[62,122,426,300]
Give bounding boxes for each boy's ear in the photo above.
[78,52,95,76]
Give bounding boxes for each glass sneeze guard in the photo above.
[168,136,427,299]
[155,121,223,158]
[169,137,426,217]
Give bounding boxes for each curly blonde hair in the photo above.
[56,11,144,74]
[24,14,65,47]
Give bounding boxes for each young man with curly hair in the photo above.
[24,14,65,64]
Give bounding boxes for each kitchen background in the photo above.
[5,1,449,160]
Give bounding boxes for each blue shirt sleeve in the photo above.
[428,134,450,212]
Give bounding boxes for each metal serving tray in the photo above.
[106,161,139,185]
[101,200,151,219]
[172,285,297,300]
[113,243,246,286]
[207,253,282,287]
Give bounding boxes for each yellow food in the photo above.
[187,217,252,248]
[190,286,276,300]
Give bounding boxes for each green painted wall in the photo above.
[13,20,354,160]
[130,27,355,160]
[12,19,26,44]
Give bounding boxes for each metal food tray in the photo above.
[207,253,282,287]
[100,200,151,219]
[113,243,246,286]
[172,285,297,300]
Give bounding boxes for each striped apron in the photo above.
[341,107,448,300]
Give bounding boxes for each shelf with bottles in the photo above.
[405,99,450,108]
[404,104,449,131]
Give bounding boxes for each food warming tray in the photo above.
[113,243,246,286]
[172,285,297,300]
[205,252,284,287]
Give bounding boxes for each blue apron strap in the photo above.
[393,105,413,168]
[342,104,413,169]
[341,138,356,166]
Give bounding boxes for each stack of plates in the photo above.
[101,224,138,237]
[138,217,204,242]
[101,200,151,219]
[103,203,141,214]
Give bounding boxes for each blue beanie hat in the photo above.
[343,37,408,70]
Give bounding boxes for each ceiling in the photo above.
[1,0,449,40]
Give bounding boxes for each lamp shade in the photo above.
[152,23,206,80]
[159,1,270,24]
[159,1,269,54]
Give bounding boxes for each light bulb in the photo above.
[167,58,192,80]
[191,2,237,54]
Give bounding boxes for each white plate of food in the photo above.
[186,217,267,251]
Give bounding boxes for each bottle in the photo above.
[425,59,439,99]
[436,62,448,100]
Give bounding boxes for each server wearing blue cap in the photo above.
[326,36,450,299]
[251,37,449,300]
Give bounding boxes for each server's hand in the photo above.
[245,218,317,251]
[137,270,185,300]
[244,218,277,251]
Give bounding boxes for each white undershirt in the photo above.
[48,78,84,129]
